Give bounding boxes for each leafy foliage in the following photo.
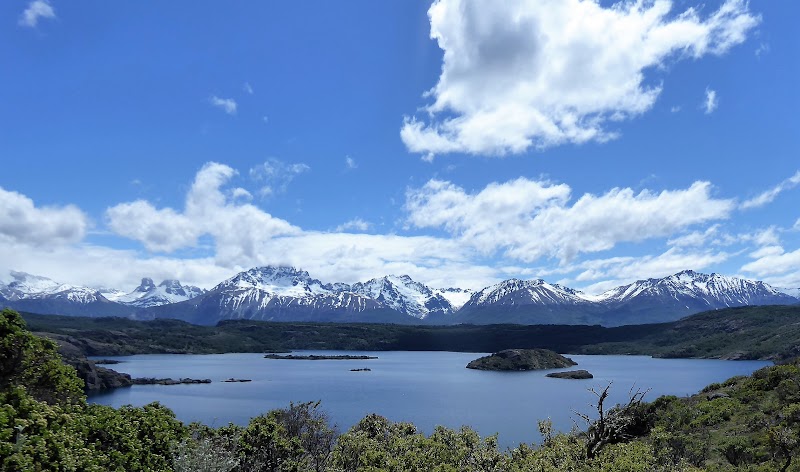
[5,307,800,471]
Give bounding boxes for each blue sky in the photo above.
[1,0,798,293]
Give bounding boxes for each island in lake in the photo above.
[466,349,577,371]
[546,369,594,379]
[264,354,378,360]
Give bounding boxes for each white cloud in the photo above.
[741,245,800,279]
[249,159,310,197]
[100,163,500,289]
[231,187,253,201]
[0,241,233,292]
[262,232,490,290]
[741,171,800,209]
[667,224,721,247]
[0,186,88,246]
[209,96,237,115]
[106,163,299,263]
[406,177,734,262]
[703,87,718,114]
[243,82,254,95]
[345,156,357,169]
[335,218,371,232]
[670,106,682,113]
[19,0,55,28]
[105,201,199,253]
[401,0,759,157]
[749,245,783,259]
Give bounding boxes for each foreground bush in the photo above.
[3,308,800,471]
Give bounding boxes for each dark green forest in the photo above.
[4,307,800,471]
[22,305,800,361]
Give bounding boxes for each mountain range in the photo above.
[1,267,797,327]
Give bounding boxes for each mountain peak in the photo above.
[466,277,591,308]
[216,265,330,298]
[159,279,185,296]
[349,274,453,319]
[135,278,156,293]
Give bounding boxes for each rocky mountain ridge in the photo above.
[2,267,797,326]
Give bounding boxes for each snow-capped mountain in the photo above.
[454,278,604,325]
[149,266,407,325]
[214,266,332,297]
[595,270,797,323]
[3,266,797,327]
[0,271,107,304]
[453,271,798,326]
[462,279,593,309]
[350,275,454,319]
[173,267,458,323]
[0,271,134,317]
[110,278,206,308]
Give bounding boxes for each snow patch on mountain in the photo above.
[215,266,332,297]
[435,287,474,310]
[350,275,453,319]
[464,278,593,309]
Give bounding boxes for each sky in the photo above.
[1,0,799,294]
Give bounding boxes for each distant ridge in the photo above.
[1,267,797,326]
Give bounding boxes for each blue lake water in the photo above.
[89,351,769,448]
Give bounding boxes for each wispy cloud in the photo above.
[243,82,254,95]
[703,88,719,114]
[405,177,734,262]
[209,96,237,115]
[741,171,800,209]
[19,0,56,28]
[335,218,371,232]
[345,156,357,169]
[249,159,310,197]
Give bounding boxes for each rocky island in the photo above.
[264,354,378,360]
[466,349,577,371]
[546,369,594,379]
[132,378,211,385]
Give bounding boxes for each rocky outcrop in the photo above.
[63,355,133,391]
[466,349,577,371]
[264,354,378,360]
[546,369,593,379]
[132,378,211,385]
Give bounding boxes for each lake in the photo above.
[89,351,769,448]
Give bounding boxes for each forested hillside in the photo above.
[22,304,800,361]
